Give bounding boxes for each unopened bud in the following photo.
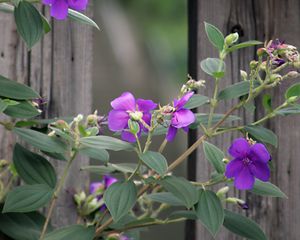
[225,33,239,47]
[0,159,9,168]
[287,71,300,79]
[222,158,229,164]
[216,186,229,199]
[240,70,248,80]
[74,114,84,122]
[257,48,267,57]
[287,96,298,104]
[106,234,120,240]
[87,114,98,125]
[128,119,140,135]
[260,61,267,71]
[250,60,258,69]
[270,74,282,82]
[74,191,86,205]
[52,119,69,130]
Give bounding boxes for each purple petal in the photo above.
[108,110,129,131]
[249,143,271,163]
[67,0,88,11]
[89,182,104,194]
[174,92,194,109]
[225,158,243,178]
[250,161,270,182]
[166,126,178,142]
[182,126,189,133]
[228,138,250,158]
[121,130,139,142]
[234,167,255,190]
[136,99,157,112]
[111,92,136,111]
[104,175,118,188]
[141,113,151,132]
[171,109,195,128]
[43,0,54,5]
[50,0,69,20]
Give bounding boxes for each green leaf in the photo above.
[159,176,198,209]
[14,1,44,49]
[244,125,278,147]
[226,40,263,53]
[223,210,267,240]
[79,136,134,151]
[42,151,67,161]
[0,211,51,240]
[3,184,53,213]
[169,210,198,220]
[285,83,300,99]
[0,75,40,100]
[0,3,14,13]
[68,9,100,30]
[13,144,56,188]
[262,94,272,113]
[204,22,224,51]
[251,179,287,198]
[145,192,184,206]
[44,225,95,240]
[81,163,138,175]
[190,113,240,128]
[104,181,137,222]
[81,165,115,174]
[41,14,51,34]
[276,104,300,116]
[196,189,224,236]
[13,128,67,153]
[0,99,8,112]
[200,58,225,78]
[218,81,260,100]
[79,146,109,162]
[203,141,225,173]
[184,94,209,109]
[140,151,168,176]
[4,101,40,118]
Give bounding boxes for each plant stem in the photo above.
[207,78,220,129]
[39,151,77,240]
[158,139,167,153]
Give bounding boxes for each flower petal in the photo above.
[171,109,195,128]
[166,126,178,142]
[43,0,54,5]
[182,126,189,133]
[89,182,103,194]
[121,130,140,143]
[104,175,118,188]
[67,0,88,11]
[250,161,270,182]
[228,138,250,158]
[141,113,151,132]
[174,91,194,109]
[234,167,255,190]
[111,92,136,111]
[136,99,157,112]
[225,158,244,178]
[50,0,69,20]
[249,143,271,163]
[108,110,129,131]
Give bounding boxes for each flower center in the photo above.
[242,158,252,166]
[129,111,143,121]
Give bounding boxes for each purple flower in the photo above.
[166,92,196,141]
[225,138,271,190]
[108,92,157,142]
[238,201,249,210]
[43,0,88,20]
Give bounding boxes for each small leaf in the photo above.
[68,9,100,30]
[285,83,300,99]
[223,209,267,240]
[140,151,168,176]
[169,210,198,220]
[79,136,134,151]
[41,14,51,34]
[218,81,260,100]
[251,179,287,198]
[13,143,57,188]
[0,75,40,100]
[79,146,109,162]
[4,101,40,118]
[226,40,263,53]
[0,99,8,112]
[44,225,95,240]
[145,192,184,206]
[81,165,115,174]
[0,3,14,13]
[104,181,137,222]
[276,104,300,116]
[244,125,278,147]
[13,128,67,153]
[204,22,224,51]
[0,211,51,240]
[200,58,225,78]
[3,184,53,213]
[184,94,209,109]
[14,1,44,49]
[262,94,272,113]
[159,176,198,209]
[196,189,224,236]
[203,141,225,173]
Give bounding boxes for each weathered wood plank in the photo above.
[0,5,93,228]
[195,0,300,239]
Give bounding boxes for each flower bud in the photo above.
[250,60,258,69]
[222,158,229,163]
[87,114,98,125]
[287,71,300,79]
[226,197,248,209]
[269,74,282,82]
[128,119,140,135]
[260,61,267,71]
[225,33,239,46]
[53,119,69,130]
[293,61,300,68]
[74,191,86,205]
[287,96,298,104]
[216,186,229,199]
[74,114,84,123]
[129,111,143,121]
[106,234,120,240]
[0,159,9,168]
[257,48,267,57]
[240,70,248,80]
